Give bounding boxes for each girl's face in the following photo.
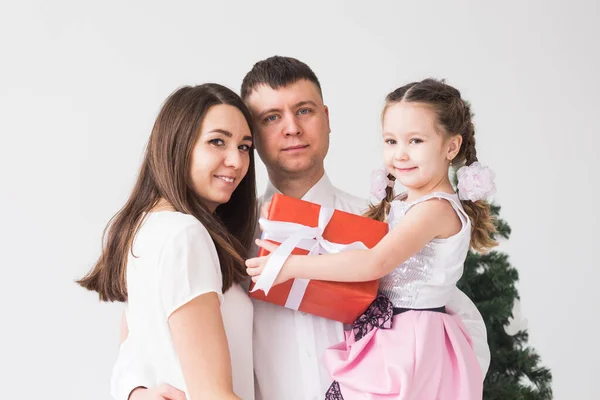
[382,102,461,193]
[190,104,253,212]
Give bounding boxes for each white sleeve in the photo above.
[446,287,491,378]
[158,222,224,318]
[110,334,155,400]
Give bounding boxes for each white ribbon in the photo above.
[250,205,368,310]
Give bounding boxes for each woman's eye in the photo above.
[209,138,225,146]
[239,144,252,152]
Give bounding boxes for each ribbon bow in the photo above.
[251,205,368,310]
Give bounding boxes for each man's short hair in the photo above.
[241,56,322,100]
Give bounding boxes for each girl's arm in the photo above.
[168,292,240,400]
[248,198,461,284]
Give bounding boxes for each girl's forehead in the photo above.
[383,102,439,134]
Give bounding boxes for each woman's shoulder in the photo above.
[140,211,211,245]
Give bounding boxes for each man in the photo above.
[112,56,490,400]
[241,57,372,400]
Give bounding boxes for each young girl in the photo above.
[78,84,258,400]
[246,78,497,400]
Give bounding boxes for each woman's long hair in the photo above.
[77,84,258,302]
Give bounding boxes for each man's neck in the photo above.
[268,167,325,199]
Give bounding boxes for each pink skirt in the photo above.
[323,301,483,400]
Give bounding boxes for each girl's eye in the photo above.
[209,138,225,146]
[409,138,423,144]
[385,139,397,145]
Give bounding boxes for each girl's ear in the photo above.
[447,134,462,161]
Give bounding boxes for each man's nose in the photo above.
[282,114,301,137]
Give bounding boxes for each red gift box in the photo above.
[249,193,388,324]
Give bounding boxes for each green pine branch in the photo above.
[457,202,553,399]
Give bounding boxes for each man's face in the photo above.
[244,79,330,179]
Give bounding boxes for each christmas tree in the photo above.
[457,203,553,399]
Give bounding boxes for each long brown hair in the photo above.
[366,78,497,253]
[77,84,258,302]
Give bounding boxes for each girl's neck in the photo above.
[404,177,455,203]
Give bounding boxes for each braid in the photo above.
[364,173,396,222]
[455,96,497,252]
[464,122,478,166]
[449,97,477,167]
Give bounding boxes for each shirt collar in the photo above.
[262,173,335,209]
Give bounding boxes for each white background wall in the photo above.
[1,0,598,398]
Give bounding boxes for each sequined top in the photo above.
[378,192,471,309]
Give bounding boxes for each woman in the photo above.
[77,83,257,399]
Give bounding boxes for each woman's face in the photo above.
[190,104,253,212]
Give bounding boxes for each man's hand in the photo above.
[129,384,186,400]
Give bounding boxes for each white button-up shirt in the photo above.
[252,174,369,400]
[252,174,490,400]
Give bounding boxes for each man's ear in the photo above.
[324,105,331,134]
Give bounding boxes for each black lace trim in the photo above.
[351,294,394,341]
[324,295,395,399]
[325,381,344,400]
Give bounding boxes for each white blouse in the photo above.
[113,211,254,400]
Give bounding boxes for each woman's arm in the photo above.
[120,310,128,344]
[168,292,240,400]
[248,199,460,284]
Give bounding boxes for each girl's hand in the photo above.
[245,239,290,286]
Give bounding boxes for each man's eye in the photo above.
[298,108,311,115]
[264,115,278,123]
